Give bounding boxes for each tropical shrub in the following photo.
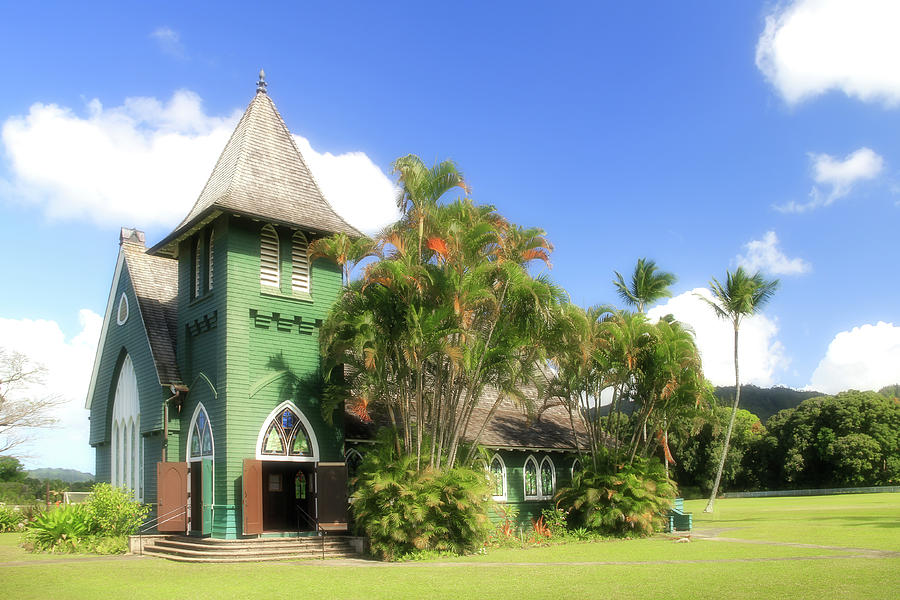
[540,507,567,538]
[556,457,675,537]
[84,483,149,536]
[351,442,493,560]
[0,504,26,532]
[24,504,90,552]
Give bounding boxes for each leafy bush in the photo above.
[556,457,675,537]
[540,507,567,538]
[24,504,90,552]
[0,504,27,532]
[351,444,493,560]
[84,483,149,536]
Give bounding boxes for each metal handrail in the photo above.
[136,504,188,556]
[294,502,326,560]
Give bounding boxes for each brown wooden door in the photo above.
[156,462,188,533]
[316,464,348,530]
[242,459,263,535]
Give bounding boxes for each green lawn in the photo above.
[1,493,898,599]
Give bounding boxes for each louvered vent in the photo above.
[194,236,202,297]
[208,229,214,291]
[292,232,310,294]
[260,225,280,287]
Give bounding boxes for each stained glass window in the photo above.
[524,458,538,497]
[260,407,312,457]
[490,456,505,498]
[263,423,284,454]
[190,406,214,458]
[540,458,554,497]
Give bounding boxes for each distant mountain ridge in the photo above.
[27,468,94,483]
[714,385,824,423]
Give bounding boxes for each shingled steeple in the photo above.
[151,72,360,256]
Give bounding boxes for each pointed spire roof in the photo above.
[151,74,360,255]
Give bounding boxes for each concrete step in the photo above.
[141,547,360,563]
[139,534,362,563]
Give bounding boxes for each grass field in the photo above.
[1,493,898,599]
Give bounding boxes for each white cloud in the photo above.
[776,147,884,213]
[736,231,810,275]
[1,91,238,226]
[293,136,399,235]
[0,91,397,234]
[150,27,186,59]
[0,310,102,473]
[756,0,900,106]
[647,289,788,387]
[809,321,900,394]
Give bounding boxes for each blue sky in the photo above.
[1,1,899,472]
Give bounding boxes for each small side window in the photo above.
[116,293,129,325]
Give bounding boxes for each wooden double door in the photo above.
[242,459,347,535]
[156,459,213,535]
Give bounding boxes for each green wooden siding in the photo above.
[89,258,170,499]
[489,450,578,526]
[217,216,343,536]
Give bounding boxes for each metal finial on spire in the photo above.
[257,69,267,94]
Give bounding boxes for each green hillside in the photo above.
[714,385,824,423]
[26,468,94,483]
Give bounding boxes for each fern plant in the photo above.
[556,457,675,537]
[350,438,493,560]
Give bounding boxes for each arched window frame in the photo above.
[523,455,540,500]
[291,231,311,295]
[111,354,142,501]
[539,456,556,500]
[187,403,215,461]
[344,447,363,480]
[254,401,319,462]
[260,225,280,288]
[116,293,129,325]
[571,458,583,480]
[489,453,507,501]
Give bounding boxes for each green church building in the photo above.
[86,73,583,541]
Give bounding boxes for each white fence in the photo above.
[722,486,900,498]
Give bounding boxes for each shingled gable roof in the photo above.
[121,241,181,385]
[345,391,589,452]
[150,80,360,257]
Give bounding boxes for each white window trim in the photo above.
[291,231,311,295]
[523,454,540,500]
[254,400,319,462]
[116,293,129,325]
[539,456,556,500]
[187,403,215,461]
[489,453,507,502]
[111,354,142,501]
[260,225,280,288]
[571,458,582,480]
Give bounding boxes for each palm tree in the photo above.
[697,267,778,512]
[613,258,677,313]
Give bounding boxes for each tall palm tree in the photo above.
[698,267,778,512]
[613,258,677,313]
